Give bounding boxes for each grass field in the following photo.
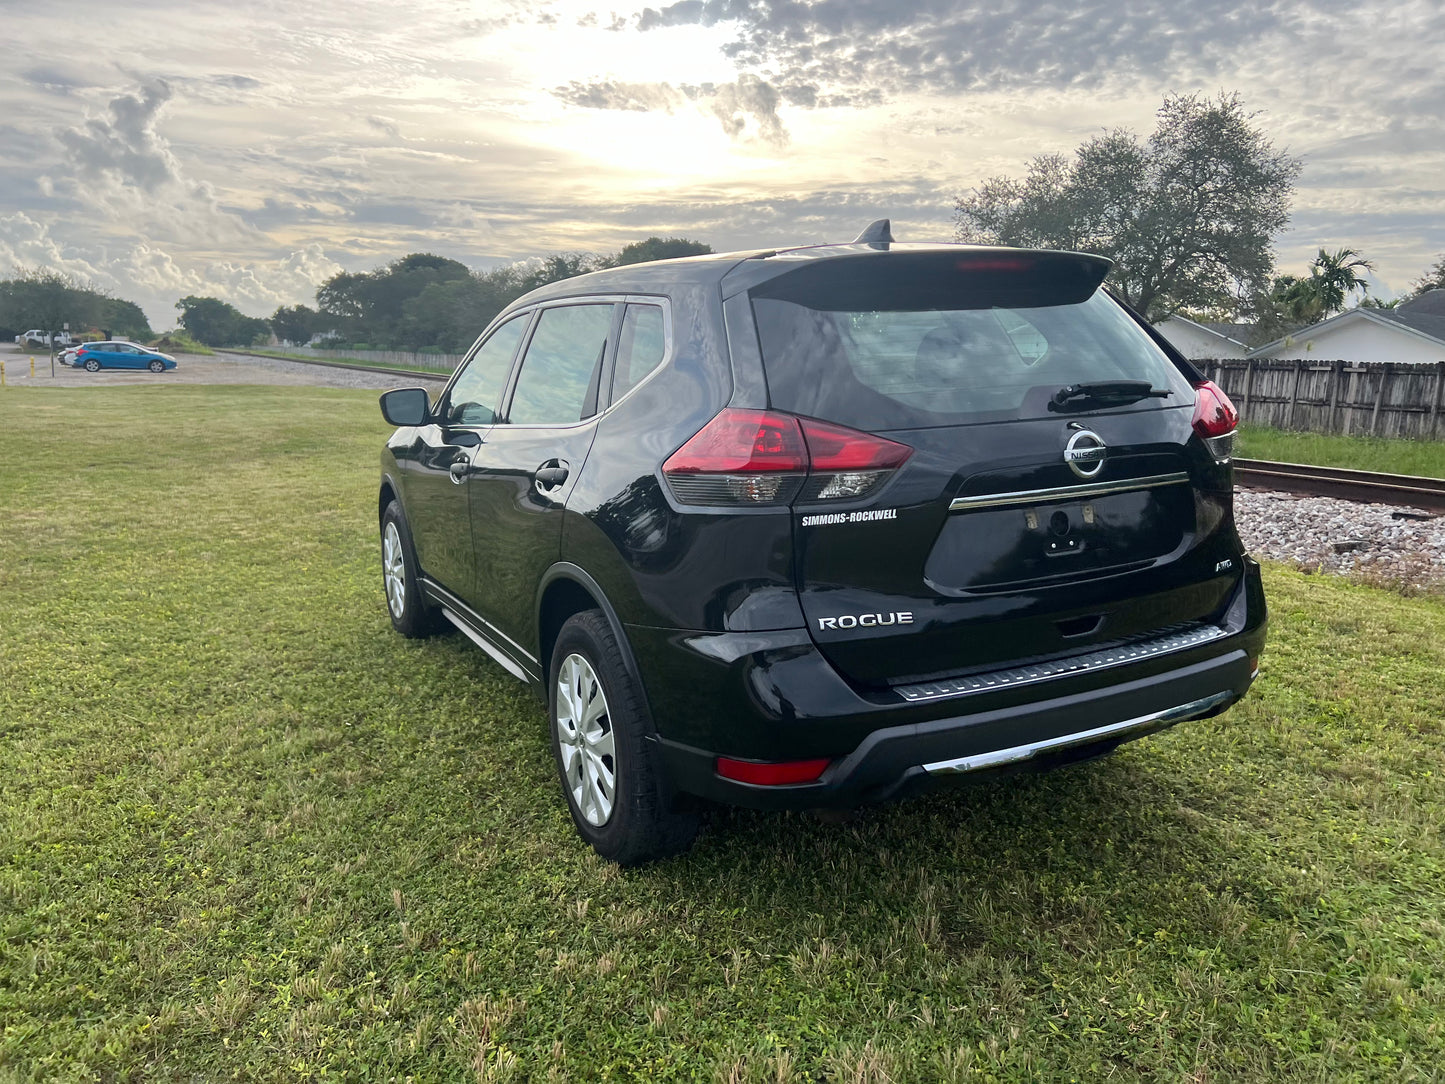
[2,386,1443,1082]
[1237,423,1445,478]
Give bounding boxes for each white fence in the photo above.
[282,346,463,373]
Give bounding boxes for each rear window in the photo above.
[752,261,1192,432]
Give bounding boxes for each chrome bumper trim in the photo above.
[949,472,1191,512]
[896,623,1228,704]
[921,690,1234,775]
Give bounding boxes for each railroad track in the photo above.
[1234,458,1445,513]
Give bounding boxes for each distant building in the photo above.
[1154,315,1251,359]
[1248,290,1445,364]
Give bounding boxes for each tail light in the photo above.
[1191,380,1239,464]
[663,408,912,506]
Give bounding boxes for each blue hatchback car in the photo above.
[72,341,177,373]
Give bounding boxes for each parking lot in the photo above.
[0,344,445,391]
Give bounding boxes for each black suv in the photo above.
[377,223,1266,864]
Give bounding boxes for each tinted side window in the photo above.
[446,314,529,425]
[610,304,666,402]
[507,304,614,425]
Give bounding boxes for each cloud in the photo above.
[0,212,341,325]
[628,0,1433,115]
[556,75,789,145]
[49,80,256,247]
[0,212,105,284]
[56,80,180,193]
[704,74,786,146]
[554,80,685,113]
[367,114,403,139]
[23,65,93,96]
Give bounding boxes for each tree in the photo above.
[954,93,1301,320]
[103,298,153,341]
[316,253,472,345]
[0,268,103,345]
[176,295,269,347]
[612,236,712,266]
[311,239,713,351]
[271,304,320,345]
[1252,247,1376,338]
[1410,254,1445,297]
[1287,247,1375,322]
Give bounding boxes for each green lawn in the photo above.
[1237,423,1445,478]
[2,386,1442,1082]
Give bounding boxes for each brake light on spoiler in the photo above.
[663,408,912,506]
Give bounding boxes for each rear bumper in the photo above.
[637,560,1266,810]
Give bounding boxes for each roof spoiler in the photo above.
[852,219,893,249]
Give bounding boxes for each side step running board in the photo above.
[441,609,532,682]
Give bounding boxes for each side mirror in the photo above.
[380,387,431,426]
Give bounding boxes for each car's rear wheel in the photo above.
[148,359,165,373]
[381,500,442,638]
[549,610,699,865]
[84,358,100,372]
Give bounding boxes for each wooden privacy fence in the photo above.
[1195,358,1445,440]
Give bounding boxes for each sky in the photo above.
[1,0,1442,328]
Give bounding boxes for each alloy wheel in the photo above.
[555,653,617,826]
[382,521,406,618]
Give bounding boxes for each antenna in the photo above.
[852,219,893,249]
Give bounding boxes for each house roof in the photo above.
[1247,291,1445,358]
[1381,289,1445,342]
[1159,314,1250,348]
[1201,321,1256,344]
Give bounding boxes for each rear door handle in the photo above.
[534,460,570,491]
[449,458,473,483]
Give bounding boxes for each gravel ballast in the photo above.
[1236,487,1445,588]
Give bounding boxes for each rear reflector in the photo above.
[715,756,830,785]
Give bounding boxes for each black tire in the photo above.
[380,499,443,638]
[549,610,699,865]
[148,359,165,373]
[84,358,100,372]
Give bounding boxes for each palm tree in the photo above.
[1306,247,1375,317]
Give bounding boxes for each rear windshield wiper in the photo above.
[1048,381,1172,412]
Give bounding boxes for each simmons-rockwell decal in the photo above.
[800,508,899,527]
[817,612,914,630]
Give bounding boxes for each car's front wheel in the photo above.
[83,358,100,372]
[380,500,442,638]
[148,360,165,373]
[549,610,699,865]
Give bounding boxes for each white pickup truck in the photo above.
[15,329,74,347]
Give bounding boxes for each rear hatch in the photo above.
[747,249,1238,686]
